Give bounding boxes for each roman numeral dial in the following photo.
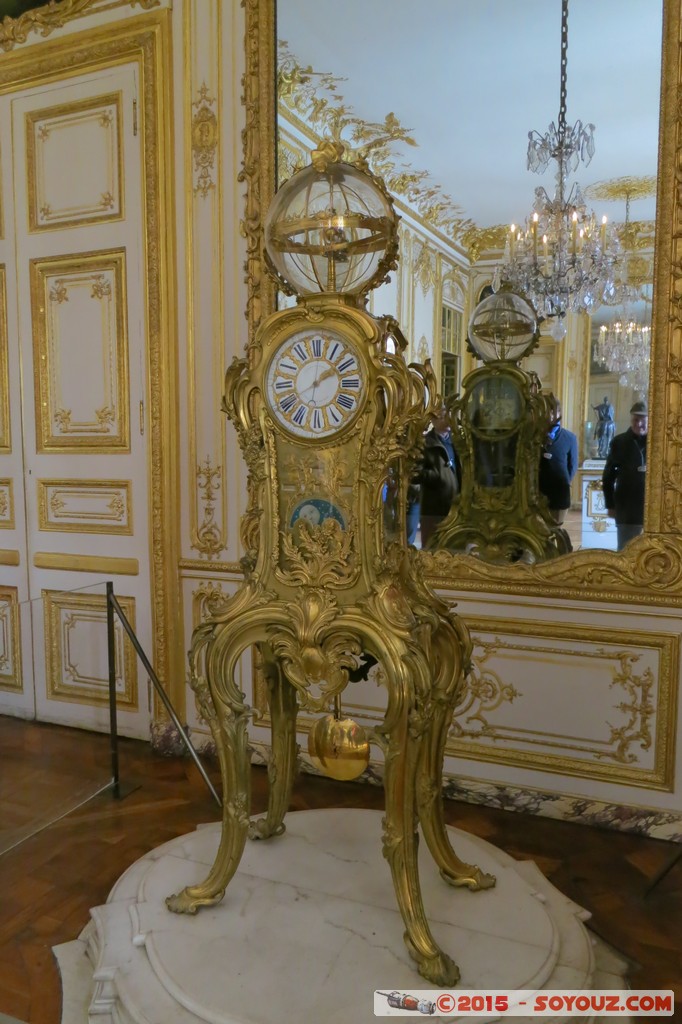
[265,330,366,439]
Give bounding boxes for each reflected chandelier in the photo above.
[594,316,650,393]
[496,0,621,337]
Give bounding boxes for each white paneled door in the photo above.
[0,63,152,738]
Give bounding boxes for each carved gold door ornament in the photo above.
[166,145,495,987]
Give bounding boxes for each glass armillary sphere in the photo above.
[166,141,495,988]
[496,0,621,335]
[265,142,398,297]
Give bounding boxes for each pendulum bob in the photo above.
[308,703,371,781]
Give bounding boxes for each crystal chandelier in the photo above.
[496,0,621,338]
[594,316,650,393]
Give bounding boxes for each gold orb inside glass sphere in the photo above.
[264,153,398,298]
[308,712,371,781]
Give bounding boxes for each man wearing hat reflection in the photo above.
[602,400,648,550]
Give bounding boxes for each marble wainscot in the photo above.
[54,809,633,1023]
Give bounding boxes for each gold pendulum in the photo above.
[308,694,370,781]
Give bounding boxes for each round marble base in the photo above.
[55,809,631,1023]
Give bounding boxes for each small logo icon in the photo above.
[377,991,436,1015]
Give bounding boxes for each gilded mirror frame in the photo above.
[243,0,682,605]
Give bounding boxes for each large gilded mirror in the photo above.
[243,0,682,603]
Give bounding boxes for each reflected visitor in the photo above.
[538,401,578,527]
[592,395,615,459]
[413,405,460,547]
[602,400,648,550]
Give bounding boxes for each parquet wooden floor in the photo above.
[0,717,680,1023]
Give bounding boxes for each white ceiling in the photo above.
[277,0,663,228]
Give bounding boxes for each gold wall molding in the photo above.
[0,549,20,566]
[413,241,437,296]
[26,92,123,231]
[179,558,244,575]
[37,478,132,534]
[0,480,15,529]
[0,0,160,52]
[0,586,22,693]
[191,82,217,198]
[0,13,181,706]
[185,0,227,562]
[30,248,129,452]
[34,551,138,574]
[0,266,9,453]
[43,588,137,707]
[446,618,677,790]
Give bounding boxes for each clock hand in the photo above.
[300,363,338,402]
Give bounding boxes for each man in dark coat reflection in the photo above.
[602,400,648,550]
[539,401,578,526]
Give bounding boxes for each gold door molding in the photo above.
[30,249,130,452]
[26,92,124,232]
[0,480,13,529]
[0,586,22,693]
[43,588,137,708]
[0,266,9,453]
[0,12,180,708]
[37,478,132,534]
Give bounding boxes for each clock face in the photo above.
[265,329,365,439]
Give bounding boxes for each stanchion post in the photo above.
[106,581,121,798]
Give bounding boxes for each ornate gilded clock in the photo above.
[166,142,495,987]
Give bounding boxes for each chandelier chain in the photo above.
[559,0,569,140]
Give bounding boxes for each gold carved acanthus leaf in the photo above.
[278,518,355,587]
[461,224,508,264]
[267,590,361,711]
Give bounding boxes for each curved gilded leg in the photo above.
[167,620,253,914]
[249,647,299,840]
[383,682,460,987]
[417,622,495,892]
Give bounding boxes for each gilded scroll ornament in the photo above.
[0,0,160,52]
[599,651,654,764]
[191,83,218,199]
[193,456,224,559]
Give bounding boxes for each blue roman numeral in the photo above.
[311,336,322,357]
[280,393,297,413]
[341,376,360,389]
[292,405,306,426]
[293,342,308,362]
[337,357,355,372]
[337,393,354,410]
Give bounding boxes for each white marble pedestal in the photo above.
[54,809,630,1023]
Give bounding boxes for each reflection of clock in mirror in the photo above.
[467,376,523,436]
[265,328,366,439]
[289,497,346,530]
